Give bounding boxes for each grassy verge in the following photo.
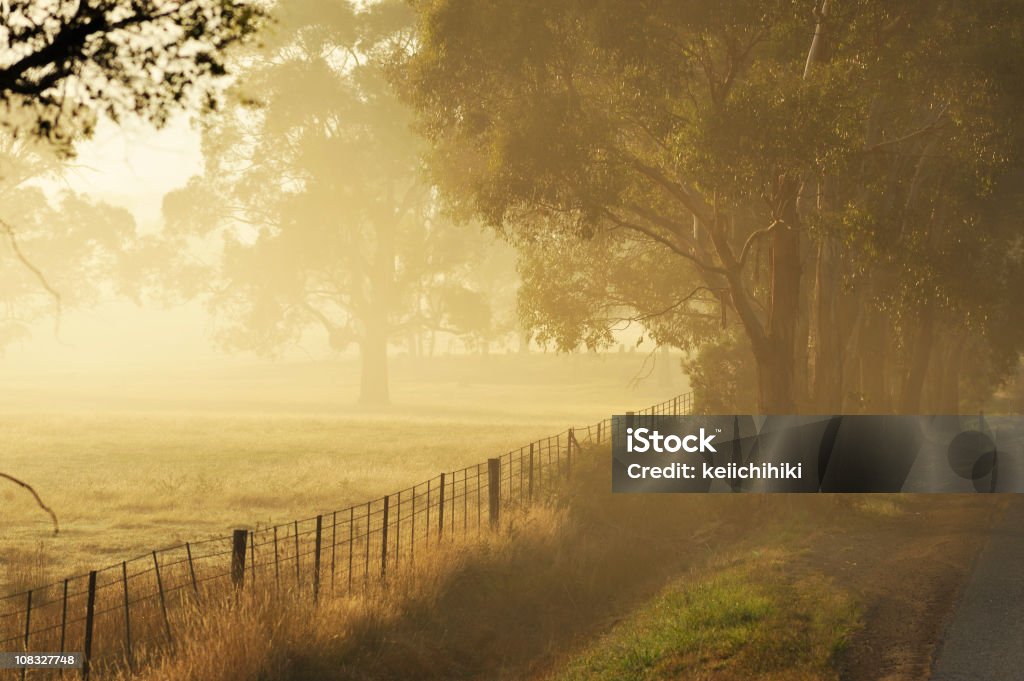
[80,454,897,681]
[547,547,859,681]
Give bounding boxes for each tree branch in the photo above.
[0,472,59,535]
[0,217,62,337]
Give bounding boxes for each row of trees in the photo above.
[400,0,1024,413]
[3,1,1023,414]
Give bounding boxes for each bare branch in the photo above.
[0,216,62,337]
[0,472,59,535]
[738,220,782,270]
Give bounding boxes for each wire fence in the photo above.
[0,392,693,680]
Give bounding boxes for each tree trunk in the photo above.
[859,306,890,413]
[939,335,964,413]
[755,341,796,414]
[813,238,844,411]
[518,329,531,354]
[359,317,390,407]
[763,198,802,414]
[898,303,935,414]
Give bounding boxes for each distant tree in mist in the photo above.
[0,137,136,352]
[400,0,1024,413]
[157,0,513,406]
[0,0,264,154]
[0,0,263,517]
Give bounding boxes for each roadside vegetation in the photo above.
[62,451,995,681]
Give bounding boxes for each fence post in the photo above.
[294,521,300,586]
[314,515,322,604]
[556,433,562,475]
[273,526,280,589]
[21,590,31,681]
[330,511,337,595]
[381,496,390,579]
[488,458,500,529]
[476,464,482,531]
[347,507,355,592]
[437,473,446,541]
[185,543,199,602]
[82,571,96,681]
[250,531,256,586]
[122,561,133,672]
[152,551,172,644]
[363,502,371,584]
[395,491,402,570]
[567,428,574,478]
[528,443,535,500]
[597,421,602,444]
[59,579,68,658]
[232,529,247,590]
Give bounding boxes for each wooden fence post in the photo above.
[231,529,247,590]
[381,496,390,579]
[488,458,500,529]
[437,473,446,541]
[82,571,96,681]
[313,515,322,604]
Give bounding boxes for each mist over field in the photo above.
[2,1,1023,680]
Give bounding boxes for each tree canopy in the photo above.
[0,0,265,153]
[400,0,1024,413]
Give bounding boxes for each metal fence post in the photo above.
[82,571,96,681]
[437,473,446,541]
[381,496,390,579]
[314,515,323,603]
[528,444,535,500]
[122,562,133,672]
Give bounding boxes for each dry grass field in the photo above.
[0,352,687,596]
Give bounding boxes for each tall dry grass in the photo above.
[89,457,843,681]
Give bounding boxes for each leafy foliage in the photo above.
[0,0,265,153]
[401,0,1024,411]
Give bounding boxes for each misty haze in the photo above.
[1,2,1022,680]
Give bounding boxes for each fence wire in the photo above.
[0,392,692,680]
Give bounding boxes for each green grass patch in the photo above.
[549,549,860,681]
